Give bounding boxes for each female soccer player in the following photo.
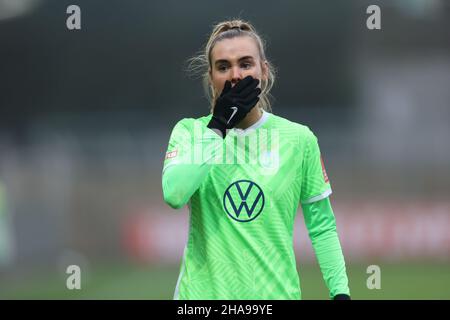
[162,19,350,300]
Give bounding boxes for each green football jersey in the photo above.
[162,111,346,299]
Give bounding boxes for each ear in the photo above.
[208,67,212,79]
[208,68,214,86]
[208,69,216,99]
[262,61,269,81]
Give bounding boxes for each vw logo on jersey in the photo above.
[223,180,265,222]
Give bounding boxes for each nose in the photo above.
[230,66,242,85]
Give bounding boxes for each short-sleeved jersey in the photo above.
[163,111,332,299]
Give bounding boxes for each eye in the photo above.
[241,62,252,69]
[217,64,229,72]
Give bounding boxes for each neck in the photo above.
[235,106,263,129]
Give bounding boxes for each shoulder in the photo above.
[170,114,212,131]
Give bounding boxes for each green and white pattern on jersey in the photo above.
[163,111,332,299]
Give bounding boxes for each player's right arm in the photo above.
[163,77,259,209]
[162,118,223,209]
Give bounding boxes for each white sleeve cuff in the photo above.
[301,189,332,204]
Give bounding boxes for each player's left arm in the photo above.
[300,128,350,300]
[301,197,350,299]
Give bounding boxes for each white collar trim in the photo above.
[231,110,270,136]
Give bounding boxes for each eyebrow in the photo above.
[214,56,255,66]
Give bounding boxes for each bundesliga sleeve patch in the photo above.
[320,156,329,183]
[165,150,178,160]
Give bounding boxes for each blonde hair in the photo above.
[187,19,276,112]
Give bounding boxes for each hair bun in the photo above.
[220,21,252,33]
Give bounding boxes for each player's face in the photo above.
[209,36,268,96]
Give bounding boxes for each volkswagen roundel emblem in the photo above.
[223,180,265,222]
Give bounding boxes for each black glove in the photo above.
[333,294,351,300]
[207,75,261,138]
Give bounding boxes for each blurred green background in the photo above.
[1,0,449,299]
